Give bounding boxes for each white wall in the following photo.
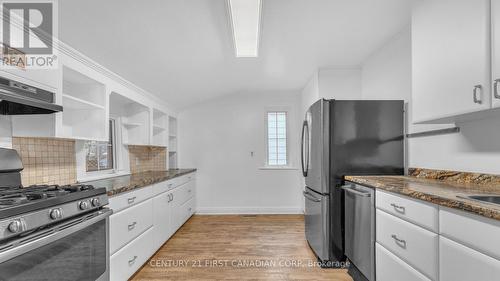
[361,27,411,101]
[0,116,12,149]
[360,26,500,174]
[178,92,303,214]
[319,68,362,100]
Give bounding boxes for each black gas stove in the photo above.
[0,148,108,241]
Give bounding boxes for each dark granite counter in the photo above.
[84,169,197,197]
[345,168,500,221]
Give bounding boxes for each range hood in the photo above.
[0,77,63,115]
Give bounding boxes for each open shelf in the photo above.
[63,94,105,110]
[61,66,107,140]
[123,122,143,128]
[110,92,150,146]
[152,108,168,146]
[168,116,178,169]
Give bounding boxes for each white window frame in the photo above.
[76,117,128,182]
[264,107,290,168]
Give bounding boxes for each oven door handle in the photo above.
[0,208,113,263]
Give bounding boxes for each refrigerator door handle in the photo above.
[301,120,309,177]
[303,190,322,202]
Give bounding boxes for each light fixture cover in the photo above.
[227,0,262,57]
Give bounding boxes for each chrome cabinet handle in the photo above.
[494,79,500,99]
[473,85,482,104]
[128,255,138,265]
[391,234,407,248]
[390,203,406,213]
[128,222,137,230]
[127,196,136,204]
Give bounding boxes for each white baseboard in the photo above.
[195,206,304,215]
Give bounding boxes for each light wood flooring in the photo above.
[131,215,352,281]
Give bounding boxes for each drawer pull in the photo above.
[473,85,483,104]
[128,255,138,265]
[168,183,173,188]
[188,207,192,212]
[390,203,406,214]
[188,189,192,193]
[128,221,137,230]
[127,197,137,204]
[391,234,407,249]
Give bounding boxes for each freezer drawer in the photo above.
[304,187,329,261]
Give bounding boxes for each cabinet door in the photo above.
[152,191,172,249]
[440,236,500,281]
[492,0,500,107]
[412,0,491,122]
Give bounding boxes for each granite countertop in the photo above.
[345,168,500,221]
[84,169,197,197]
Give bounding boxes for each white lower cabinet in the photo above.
[110,227,156,281]
[375,191,500,281]
[376,210,438,280]
[152,191,173,249]
[376,243,431,281]
[439,236,500,281]
[109,172,196,281]
[110,199,153,254]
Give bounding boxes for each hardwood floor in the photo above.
[131,215,353,281]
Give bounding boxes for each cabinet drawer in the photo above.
[376,190,438,232]
[439,236,500,281]
[110,227,156,281]
[440,207,500,260]
[173,180,195,207]
[152,173,195,196]
[110,199,153,254]
[174,197,195,230]
[376,210,438,280]
[109,185,154,213]
[376,243,431,281]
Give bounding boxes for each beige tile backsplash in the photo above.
[128,145,167,173]
[12,137,77,186]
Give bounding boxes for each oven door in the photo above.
[0,208,112,281]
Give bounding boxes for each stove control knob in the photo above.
[91,198,100,207]
[79,201,90,210]
[8,220,22,233]
[49,208,63,220]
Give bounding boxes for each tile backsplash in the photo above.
[128,145,167,173]
[12,137,77,186]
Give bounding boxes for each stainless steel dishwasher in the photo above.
[342,182,375,281]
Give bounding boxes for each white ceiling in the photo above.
[59,0,414,109]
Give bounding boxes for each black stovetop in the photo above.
[0,184,106,220]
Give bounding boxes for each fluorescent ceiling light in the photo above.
[227,0,262,57]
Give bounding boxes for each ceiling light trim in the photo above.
[226,0,262,58]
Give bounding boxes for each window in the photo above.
[266,111,288,166]
[86,119,115,172]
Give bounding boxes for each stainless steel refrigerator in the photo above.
[301,99,404,265]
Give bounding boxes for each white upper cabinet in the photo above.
[412,0,491,123]
[492,0,500,108]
